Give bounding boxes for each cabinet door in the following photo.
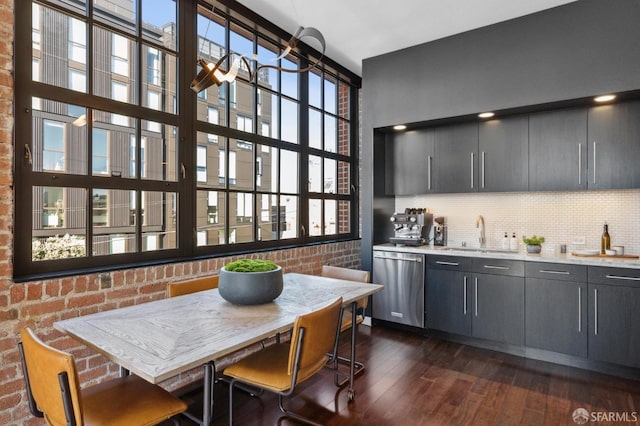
[588,100,640,189]
[588,284,640,368]
[426,269,471,336]
[472,274,524,345]
[385,129,435,195]
[525,278,587,357]
[478,116,528,192]
[434,123,478,193]
[529,108,588,191]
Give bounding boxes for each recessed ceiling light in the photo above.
[594,94,616,103]
[393,125,407,131]
[478,112,495,119]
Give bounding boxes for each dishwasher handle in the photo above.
[373,254,423,263]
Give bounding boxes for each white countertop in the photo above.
[373,243,640,269]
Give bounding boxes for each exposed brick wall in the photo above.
[0,2,363,424]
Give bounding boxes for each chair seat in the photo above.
[82,374,187,426]
[225,343,328,393]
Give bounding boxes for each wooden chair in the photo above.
[224,297,343,426]
[167,275,219,298]
[18,327,187,426]
[320,265,370,385]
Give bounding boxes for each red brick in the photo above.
[21,299,65,318]
[26,283,42,301]
[9,284,24,303]
[67,293,105,309]
[0,393,20,412]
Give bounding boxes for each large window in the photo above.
[15,0,360,279]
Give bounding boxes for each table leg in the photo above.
[202,363,214,425]
[348,301,357,402]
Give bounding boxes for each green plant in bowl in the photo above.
[219,259,283,305]
[522,235,545,253]
[224,258,279,272]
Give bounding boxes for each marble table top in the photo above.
[54,273,383,383]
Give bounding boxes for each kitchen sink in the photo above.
[439,247,518,254]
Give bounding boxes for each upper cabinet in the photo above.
[478,116,529,192]
[588,100,640,190]
[529,108,588,191]
[385,129,435,195]
[434,123,478,193]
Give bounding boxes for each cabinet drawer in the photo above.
[427,255,474,271]
[472,258,524,277]
[526,262,587,282]
[588,266,640,287]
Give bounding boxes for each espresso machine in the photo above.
[433,216,447,246]
[389,208,433,246]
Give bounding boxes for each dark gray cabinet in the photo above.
[524,263,588,357]
[588,100,640,190]
[478,116,528,192]
[434,123,478,193]
[587,267,640,369]
[426,256,524,346]
[385,129,435,195]
[529,107,588,191]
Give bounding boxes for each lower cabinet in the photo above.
[473,273,524,346]
[525,278,587,357]
[426,269,471,336]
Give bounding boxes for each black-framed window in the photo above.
[14,0,360,280]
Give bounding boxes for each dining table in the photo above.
[54,272,384,425]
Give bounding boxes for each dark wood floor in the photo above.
[172,325,640,425]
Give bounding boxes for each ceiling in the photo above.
[236,0,578,76]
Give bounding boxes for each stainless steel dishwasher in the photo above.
[372,250,425,328]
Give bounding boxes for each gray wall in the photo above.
[361,0,640,272]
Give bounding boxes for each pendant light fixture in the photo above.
[190,3,326,93]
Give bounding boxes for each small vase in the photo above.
[526,244,542,254]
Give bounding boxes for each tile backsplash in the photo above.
[397,189,640,255]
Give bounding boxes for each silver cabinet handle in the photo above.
[593,141,597,185]
[483,265,509,270]
[605,274,640,281]
[578,286,582,333]
[427,155,432,190]
[539,270,570,275]
[463,276,468,315]
[435,261,459,266]
[474,277,478,317]
[594,288,598,336]
[481,151,485,189]
[470,152,475,189]
[374,255,422,263]
[578,143,582,185]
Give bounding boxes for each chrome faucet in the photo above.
[476,215,486,248]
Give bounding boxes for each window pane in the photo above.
[308,155,321,193]
[338,200,351,234]
[196,190,225,246]
[324,200,337,235]
[281,57,298,99]
[94,0,137,34]
[232,192,253,243]
[324,158,336,194]
[257,91,277,139]
[46,0,86,14]
[309,198,321,237]
[324,76,337,114]
[308,109,321,150]
[196,132,224,188]
[234,80,255,132]
[280,150,298,194]
[257,39,279,92]
[309,70,321,108]
[93,27,137,105]
[91,110,137,178]
[32,99,88,175]
[231,138,254,191]
[68,69,86,93]
[142,0,176,48]
[230,23,254,63]
[281,195,298,239]
[324,114,337,153]
[32,186,86,261]
[141,121,178,182]
[338,161,351,195]
[92,129,108,175]
[92,189,137,255]
[142,45,177,114]
[142,191,177,251]
[281,98,298,143]
[257,194,277,242]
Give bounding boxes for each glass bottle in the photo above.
[601,222,611,254]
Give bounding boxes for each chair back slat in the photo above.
[20,328,83,426]
[167,276,219,298]
[321,265,370,308]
